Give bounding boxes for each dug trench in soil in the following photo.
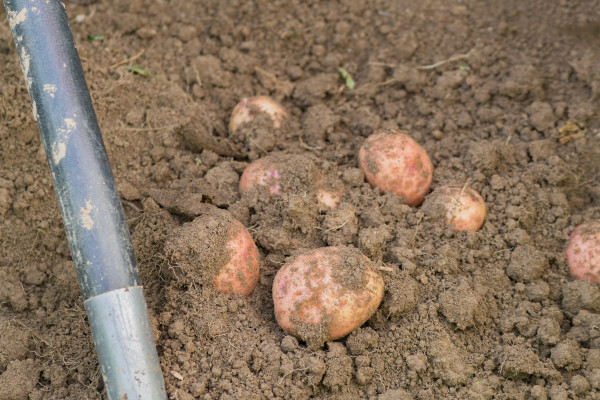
[0,0,599,399]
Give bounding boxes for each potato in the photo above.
[272,247,384,349]
[164,206,260,296]
[566,222,600,282]
[239,156,282,196]
[422,185,486,231]
[358,130,433,206]
[239,153,343,210]
[229,96,289,133]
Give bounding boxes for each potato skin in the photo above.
[358,131,433,206]
[272,247,384,348]
[214,218,261,296]
[229,96,289,133]
[239,156,283,196]
[566,222,600,282]
[423,185,486,231]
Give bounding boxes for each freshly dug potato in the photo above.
[358,130,433,206]
[422,185,487,231]
[272,247,384,349]
[239,153,343,210]
[566,221,600,282]
[164,205,260,296]
[239,156,283,196]
[229,96,289,133]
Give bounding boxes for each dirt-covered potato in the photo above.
[566,222,600,282]
[272,246,384,349]
[422,185,487,231]
[229,96,289,133]
[358,130,433,206]
[239,153,344,210]
[164,205,260,296]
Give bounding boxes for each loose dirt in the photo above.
[1,0,600,399]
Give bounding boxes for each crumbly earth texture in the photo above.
[1,1,600,399]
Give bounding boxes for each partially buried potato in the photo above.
[164,205,260,296]
[566,221,600,282]
[272,246,384,349]
[229,96,289,134]
[239,153,344,210]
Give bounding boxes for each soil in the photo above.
[1,0,600,399]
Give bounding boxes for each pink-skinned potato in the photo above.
[422,185,487,231]
[272,246,384,349]
[566,221,600,282]
[213,221,260,296]
[239,156,283,196]
[239,153,343,210]
[164,206,260,296]
[229,96,289,133]
[358,131,433,206]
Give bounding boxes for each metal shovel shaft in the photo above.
[3,1,167,398]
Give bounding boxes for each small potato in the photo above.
[229,96,289,133]
[239,156,282,196]
[272,247,384,349]
[566,222,600,282]
[422,185,487,231]
[358,130,433,206]
[239,153,343,210]
[165,206,260,296]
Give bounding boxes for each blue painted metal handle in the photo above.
[5,0,138,299]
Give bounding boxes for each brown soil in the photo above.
[1,0,600,399]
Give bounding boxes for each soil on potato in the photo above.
[1,0,600,399]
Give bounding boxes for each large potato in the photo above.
[358,130,433,206]
[272,247,384,349]
[566,221,600,282]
